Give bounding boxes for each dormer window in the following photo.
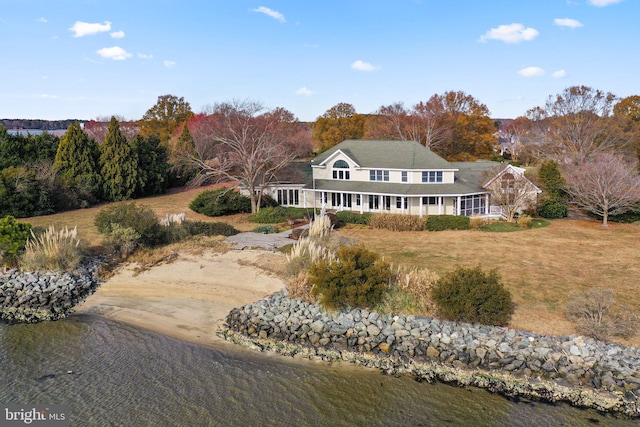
[422,171,443,183]
[332,160,350,180]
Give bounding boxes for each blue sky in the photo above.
[1,0,637,122]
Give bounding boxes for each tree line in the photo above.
[2,87,639,223]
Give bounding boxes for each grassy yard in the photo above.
[19,188,640,345]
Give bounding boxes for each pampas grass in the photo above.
[22,225,83,272]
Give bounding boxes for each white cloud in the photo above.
[296,87,314,96]
[479,23,539,43]
[37,17,47,23]
[110,30,125,39]
[251,6,286,23]
[518,66,545,77]
[96,46,132,60]
[163,60,176,68]
[552,69,567,78]
[138,53,153,59]
[351,60,379,72]
[69,21,111,37]
[35,93,57,99]
[589,0,623,6]
[554,18,583,28]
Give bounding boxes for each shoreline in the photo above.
[75,250,286,349]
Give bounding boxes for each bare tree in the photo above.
[483,164,540,222]
[85,115,139,143]
[526,86,631,164]
[183,100,312,213]
[563,152,640,226]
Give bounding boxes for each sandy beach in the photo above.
[76,250,286,348]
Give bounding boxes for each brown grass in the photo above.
[19,187,640,345]
[338,220,640,346]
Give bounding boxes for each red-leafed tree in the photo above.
[181,100,312,213]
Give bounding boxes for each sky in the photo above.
[1,0,638,122]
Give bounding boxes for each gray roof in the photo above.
[311,140,455,170]
[450,160,501,187]
[312,179,488,197]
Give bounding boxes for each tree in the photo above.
[186,100,312,213]
[500,116,534,163]
[100,117,138,201]
[563,152,640,226]
[312,103,365,151]
[537,160,568,218]
[139,95,194,144]
[526,86,630,164]
[613,95,640,163]
[54,122,102,204]
[0,166,52,218]
[483,164,539,223]
[0,215,31,268]
[131,134,169,197]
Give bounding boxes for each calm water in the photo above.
[0,314,635,427]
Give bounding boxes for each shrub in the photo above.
[22,225,83,272]
[425,215,470,231]
[181,220,239,237]
[286,234,335,277]
[253,225,279,234]
[103,223,141,256]
[370,213,426,231]
[336,211,372,225]
[0,216,31,268]
[538,197,568,219]
[189,188,251,217]
[309,245,393,310]
[247,206,307,224]
[516,213,532,228]
[469,215,489,230]
[431,265,514,326]
[565,288,639,342]
[95,202,163,246]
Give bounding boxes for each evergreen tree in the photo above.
[131,134,169,197]
[54,122,102,204]
[174,122,195,156]
[537,160,568,218]
[100,117,138,201]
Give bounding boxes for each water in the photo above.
[0,315,635,427]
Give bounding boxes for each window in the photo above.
[355,194,361,206]
[369,170,389,181]
[460,195,486,216]
[277,189,299,206]
[422,196,438,205]
[401,171,408,182]
[383,196,391,210]
[396,197,407,209]
[501,173,515,191]
[421,171,443,183]
[369,195,379,210]
[332,160,350,180]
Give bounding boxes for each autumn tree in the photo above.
[54,122,102,203]
[563,152,640,226]
[500,116,534,163]
[526,86,630,164]
[185,100,312,213]
[613,95,640,163]
[139,95,194,144]
[483,164,540,223]
[131,134,169,197]
[100,117,138,201]
[312,103,365,151]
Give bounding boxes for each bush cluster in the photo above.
[309,244,393,310]
[247,206,308,224]
[431,265,514,326]
[369,213,426,231]
[0,216,31,268]
[336,211,372,225]
[95,203,239,254]
[189,188,252,217]
[253,225,279,234]
[425,215,471,231]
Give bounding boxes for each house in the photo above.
[248,139,541,218]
